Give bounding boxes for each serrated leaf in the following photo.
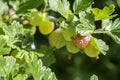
[102,19,112,30]
[0,56,16,77]
[92,4,117,20]
[39,45,56,66]
[96,39,109,55]
[25,53,57,80]
[76,11,95,35]
[90,74,98,80]
[3,21,24,48]
[73,0,93,14]
[13,74,28,80]
[2,21,33,49]
[0,36,11,55]
[0,1,8,15]
[49,0,70,18]
[104,18,120,45]
[16,0,43,13]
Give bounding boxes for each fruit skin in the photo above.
[84,41,100,57]
[66,41,79,54]
[48,28,66,49]
[39,20,54,35]
[62,28,76,41]
[73,34,91,49]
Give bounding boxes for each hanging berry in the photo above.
[73,34,91,49]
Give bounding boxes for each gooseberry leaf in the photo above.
[25,53,57,80]
[73,0,93,14]
[92,4,117,21]
[16,0,43,13]
[40,45,56,66]
[104,18,120,45]
[76,11,95,35]
[48,28,66,49]
[2,21,24,48]
[96,39,109,55]
[48,0,70,18]
[13,74,28,80]
[0,56,18,78]
[0,36,11,55]
[2,21,33,49]
[0,1,8,15]
[90,74,98,80]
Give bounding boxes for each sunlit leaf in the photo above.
[76,11,95,35]
[0,36,11,55]
[16,0,43,13]
[73,0,93,14]
[25,53,57,80]
[0,1,8,15]
[90,74,98,80]
[104,18,120,45]
[92,4,117,20]
[0,56,17,78]
[49,0,70,18]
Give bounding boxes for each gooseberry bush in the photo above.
[0,0,120,80]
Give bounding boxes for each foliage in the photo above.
[0,0,120,80]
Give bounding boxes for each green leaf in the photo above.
[16,0,43,13]
[25,53,57,80]
[48,0,70,18]
[116,0,120,8]
[90,74,98,80]
[39,45,56,66]
[3,21,24,48]
[92,4,117,21]
[13,74,28,80]
[0,1,8,15]
[73,0,93,14]
[104,18,120,45]
[96,39,109,55]
[0,36,11,55]
[2,21,33,49]
[0,56,16,78]
[76,11,95,35]
[102,19,112,30]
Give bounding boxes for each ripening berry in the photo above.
[73,34,91,49]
